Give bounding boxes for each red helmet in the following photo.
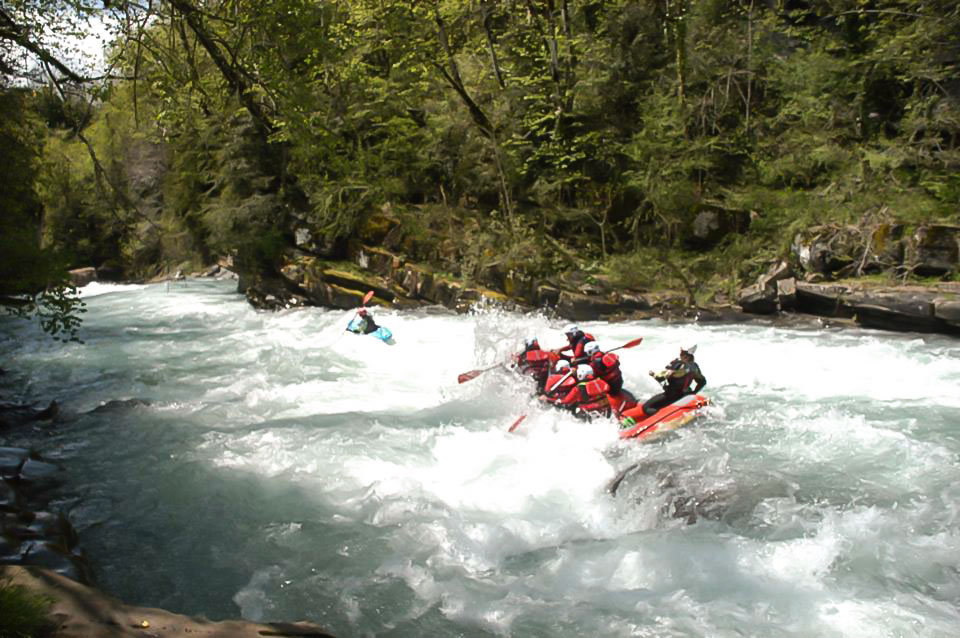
[358,308,368,316]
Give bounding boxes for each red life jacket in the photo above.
[519,349,551,380]
[544,372,575,397]
[593,352,623,391]
[558,377,610,406]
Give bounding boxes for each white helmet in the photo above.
[555,360,570,372]
[524,336,539,349]
[584,341,601,356]
[563,323,580,336]
[576,364,594,381]
[681,345,698,355]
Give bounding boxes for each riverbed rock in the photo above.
[0,447,29,478]
[1,565,337,638]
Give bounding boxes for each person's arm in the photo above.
[691,368,706,393]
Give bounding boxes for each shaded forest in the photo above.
[2,0,958,337]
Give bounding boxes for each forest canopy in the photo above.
[2,1,958,335]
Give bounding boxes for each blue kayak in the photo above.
[347,319,396,345]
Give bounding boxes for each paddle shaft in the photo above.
[554,337,643,389]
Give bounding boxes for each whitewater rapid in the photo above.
[2,279,959,637]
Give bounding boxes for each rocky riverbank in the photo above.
[69,218,960,338]
[1,403,338,637]
[1,565,335,638]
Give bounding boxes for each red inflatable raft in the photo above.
[618,394,709,441]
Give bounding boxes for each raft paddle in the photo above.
[547,370,574,393]
[569,336,645,364]
[458,362,506,384]
[557,337,644,388]
[507,414,526,433]
[608,336,644,353]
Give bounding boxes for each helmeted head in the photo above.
[358,308,368,317]
[576,364,594,381]
[524,336,539,351]
[555,360,570,373]
[584,341,601,357]
[564,324,581,341]
[680,344,697,360]
[601,353,619,368]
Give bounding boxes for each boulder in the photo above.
[535,285,561,308]
[68,267,97,287]
[0,565,337,638]
[303,281,362,309]
[795,282,853,317]
[555,291,621,320]
[759,261,794,291]
[317,268,394,303]
[737,283,778,314]
[906,225,959,277]
[862,223,905,273]
[357,210,400,245]
[353,245,401,279]
[777,277,797,310]
[933,298,960,327]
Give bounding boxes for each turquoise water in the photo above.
[2,280,959,637]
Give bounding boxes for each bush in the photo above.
[0,580,53,638]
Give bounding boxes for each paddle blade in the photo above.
[458,369,484,384]
[361,290,374,306]
[621,337,644,349]
[508,415,526,433]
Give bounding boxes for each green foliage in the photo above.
[4,0,959,298]
[0,580,54,638]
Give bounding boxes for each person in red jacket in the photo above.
[516,337,552,392]
[550,364,612,418]
[543,360,576,399]
[584,341,637,415]
[556,324,595,360]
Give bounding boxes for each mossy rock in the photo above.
[358,212,400,245]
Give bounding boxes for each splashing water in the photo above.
[2,280,959,637]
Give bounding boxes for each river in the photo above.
[2,279,959,637]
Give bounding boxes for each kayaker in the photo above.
[556,324,595,360]
[517,337,552,392]
[543,360,576,398]
[640,345,706,416]
[349,308,379,335]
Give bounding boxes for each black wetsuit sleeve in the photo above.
[363,316,378,334]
